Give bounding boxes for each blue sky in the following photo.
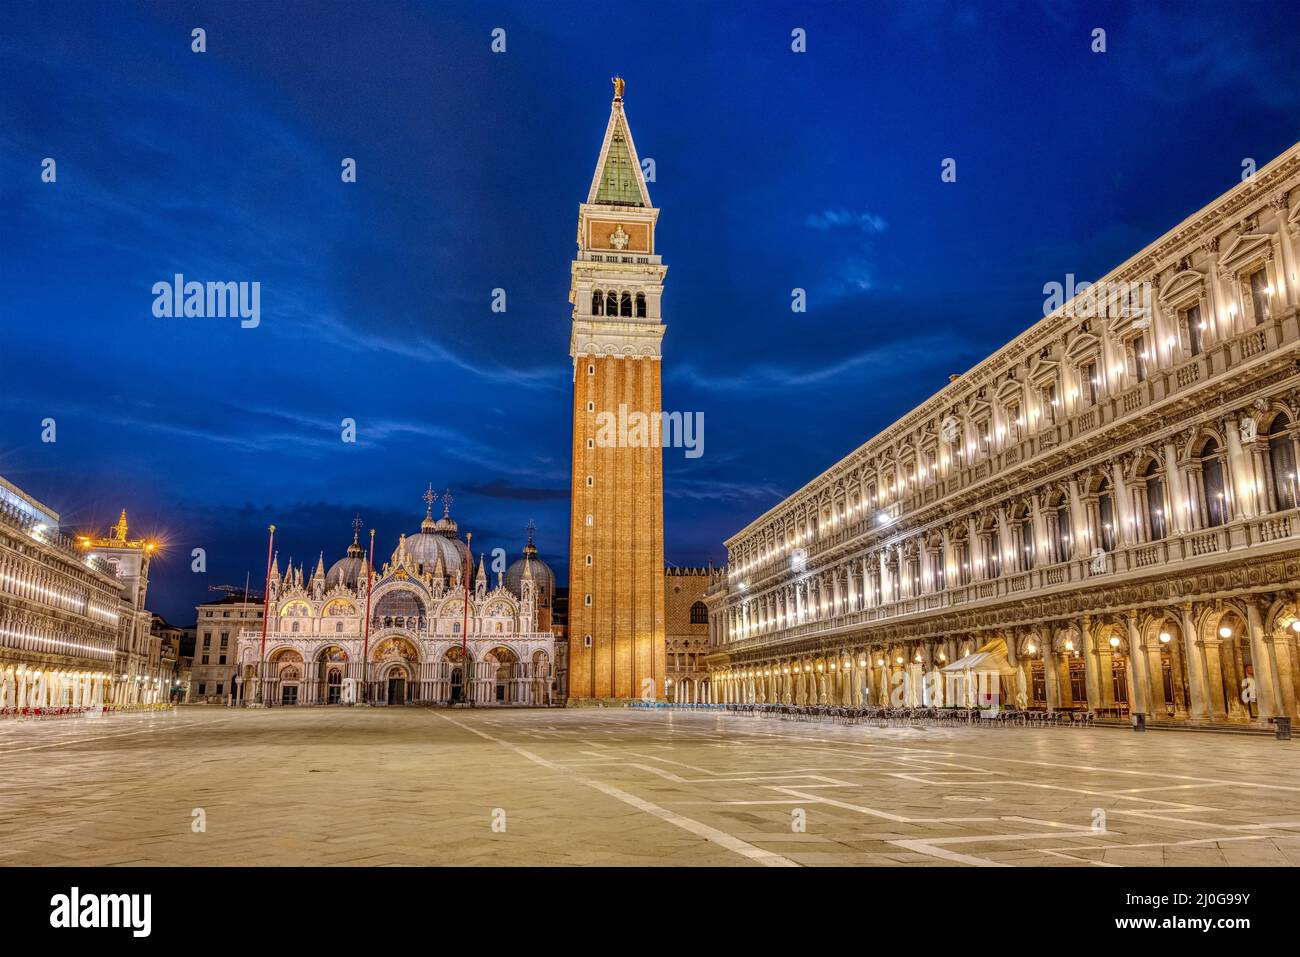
[2,0,1298,623]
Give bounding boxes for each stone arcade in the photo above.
[707,141,1300,730]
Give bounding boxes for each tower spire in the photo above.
[568,79,668,702]
[587,76,651,208]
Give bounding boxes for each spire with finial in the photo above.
[476,552,487,582]
[314,551,326,579]
[421,483,437,532]
[523,519,538,558]
[586,75,649,207]
[433,488,458,537]
[347,514,364,557]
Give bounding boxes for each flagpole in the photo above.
[462,531,472,706]
[255,524,275,705]
[362,528,375,704]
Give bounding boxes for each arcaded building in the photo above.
[664,566,720,702]
[705,142,1300,728]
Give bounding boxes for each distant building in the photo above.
[191,593,262,703]
[664,566,720,702]
[0,474,162,710]
[551,586,569,702]
[150,613,192,701]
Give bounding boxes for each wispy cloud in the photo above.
[804,208,888,233]
[672,334,970,392]
[802,208,890,294]
[460,479,568,502]
[666,477,788,505]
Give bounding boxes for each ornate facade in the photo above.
[664,566,720,703]
[0,474,162,712]
[568,77,668,702]
[234,493,558,707]
[705,142,1300,729]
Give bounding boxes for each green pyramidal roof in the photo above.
[594,116,645,207]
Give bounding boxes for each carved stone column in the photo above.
[1126,612,1151,718]
[1180,602,1211,720]
[1245,597,1280,720]
[1080,616,1101,711]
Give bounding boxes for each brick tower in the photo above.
[567,77,667,703]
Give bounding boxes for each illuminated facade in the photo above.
[664,566,719,703]
[235,493,557,706]
[567,77,668,702]
[0,476,162,711]
[705,143,1300,729]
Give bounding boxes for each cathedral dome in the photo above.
[504,525,555,599]
[403,532,468,578]
[326,554,365,588]
[326,524,367,587]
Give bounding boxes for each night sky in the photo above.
[2,0,1298,624]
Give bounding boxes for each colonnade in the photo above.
[234,656,553,707]
[0,664,110,710]
[710,594,1300,726]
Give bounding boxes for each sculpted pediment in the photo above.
[1218,233,1272,270]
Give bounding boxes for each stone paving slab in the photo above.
[0,706,1296,866]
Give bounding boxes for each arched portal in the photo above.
[486,646,519,703]
[269,647,304,706]
[445,646,470,703]
[382,661,412,706]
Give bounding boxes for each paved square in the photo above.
[2,707,1298,866]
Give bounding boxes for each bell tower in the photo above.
[567,77,667,703]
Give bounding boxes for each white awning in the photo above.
[941,644,1016,675]
[942,651,992,673]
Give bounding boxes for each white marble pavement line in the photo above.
[643,715,1300,865]
[699,717,1300,795]
[431,711,801,868]
[0,712,235,757]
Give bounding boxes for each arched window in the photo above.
[635,292,647,318]
[1050,493,1071,563]
[1198,437,1227,526]
[1097,477,1116,551]
[591,290,603,316]
[605,291,618,316]
[1268,414,1296,510]
[1019,514,1035,570]
[985,515,1001,578]
[1143,460,1166,540]
[689,600,708,624]
[620,292,632,317]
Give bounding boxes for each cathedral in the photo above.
[234,489,558,706]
